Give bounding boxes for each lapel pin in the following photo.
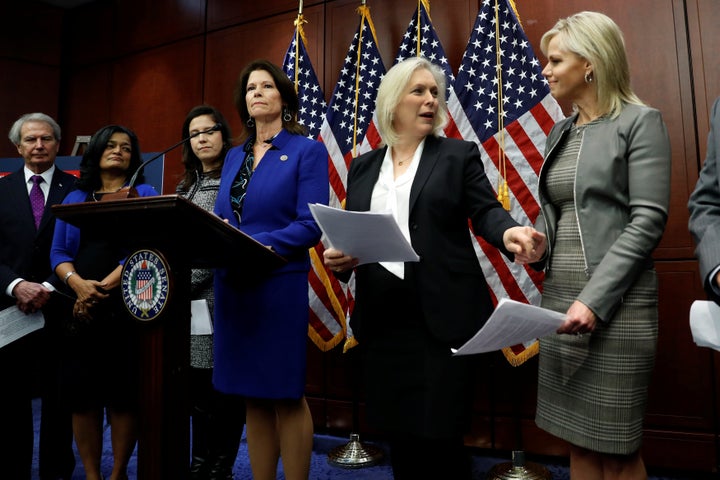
[280,155,288,161]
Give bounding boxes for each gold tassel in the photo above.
[497,179,510,210]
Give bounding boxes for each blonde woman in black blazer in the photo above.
[324,57,544,480]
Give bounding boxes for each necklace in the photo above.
[395,154,414,166]
[92,185,124,201]
[255,132,279,148]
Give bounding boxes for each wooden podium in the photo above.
[53,194,286,479]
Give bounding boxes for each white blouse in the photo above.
[370,139,425,279]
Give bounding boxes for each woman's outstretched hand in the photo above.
[503,226,547,264]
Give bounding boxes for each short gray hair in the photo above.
[375,57,448,146]
[8,113,62,145]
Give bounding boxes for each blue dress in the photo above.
[49,184,159,411]
[212,130,329,399]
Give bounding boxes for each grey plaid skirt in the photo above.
[536,268,658,455]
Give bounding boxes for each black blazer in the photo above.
[0,167,76,310]
[344,135,519,346]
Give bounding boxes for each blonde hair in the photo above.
[375,57,448,146]
[540,11,644,118]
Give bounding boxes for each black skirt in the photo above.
[353,263,478,439]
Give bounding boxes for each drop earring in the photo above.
[246,117,255,128]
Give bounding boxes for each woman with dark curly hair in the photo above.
[50,125,158,480]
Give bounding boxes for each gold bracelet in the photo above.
[63,271,76,284]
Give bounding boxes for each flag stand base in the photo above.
[487,450,552,480]
[327,433,384,469]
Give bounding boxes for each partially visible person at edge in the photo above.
[50,125,159,480]
[0,112,76,479]
[322,57,544,480]
[176,105,245,480]
[689,97,720,304]
[212,59,329,480]
[530,11,671,479]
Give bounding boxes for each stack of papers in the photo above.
[308,203,419,265]
[453,298,566,355]
[0,306,44,349]
[690,300,720,351]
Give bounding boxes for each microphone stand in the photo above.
[102,124,221,201]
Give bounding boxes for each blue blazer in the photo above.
[50,184,159,269]
[212,130,329,397]
[214,129,329,273]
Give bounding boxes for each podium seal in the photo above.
[121,249,171,321]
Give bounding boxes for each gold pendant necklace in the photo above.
[397,155,412,166]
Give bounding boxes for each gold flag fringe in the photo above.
[307,247,350,352]
[501,340,539,367]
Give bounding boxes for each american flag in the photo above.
[390,0,465,140]
[282,21,326,139]
[282,9,386,351]
[135,263,153,302]
[282,18,346,352]
[315,5,386,351]
[453,0,564,364]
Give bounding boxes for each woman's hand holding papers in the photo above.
[557,300,597,335]
[323,248,359,274]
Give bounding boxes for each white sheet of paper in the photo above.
[308,203,420,265]
[453,298,566,355]
[689,300,720,351]
[0,305,45,349]
[190,299,213,335]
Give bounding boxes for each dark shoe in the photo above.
[190,455,208,480]
[207,454,235,480]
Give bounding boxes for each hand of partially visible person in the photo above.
[99,266,123,291]
[323,248,359,274]
[73,298,94,322]
[13,280,51,313]
[503,226,547,264]
[67,274,110,307]
[557,300,597,335]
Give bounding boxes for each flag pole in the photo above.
[293,0,305,92]
[487,0,551,472]
[494,0,511,210]
[327,0,384,470]
[416,0,422,56]
[350,0,369,158]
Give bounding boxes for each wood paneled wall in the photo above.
[2,0,718,472]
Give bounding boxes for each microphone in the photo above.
[102,123,222,200]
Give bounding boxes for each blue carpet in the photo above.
[30,398,703,479]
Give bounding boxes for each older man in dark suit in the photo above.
[689,97,720,304]
[0,113,77,479]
